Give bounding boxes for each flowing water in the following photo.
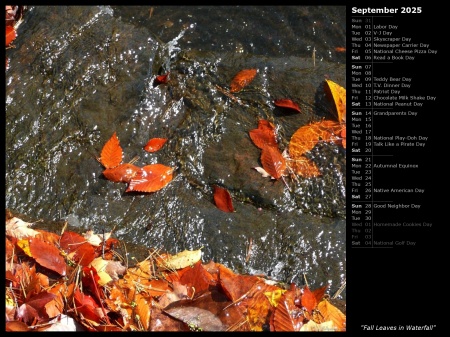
[5,6,346,299]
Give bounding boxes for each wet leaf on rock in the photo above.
[143,137,168,153]
[126,164,174,193]
[229,68,257,93]
[100,132,123,169]
[213,185,235,213]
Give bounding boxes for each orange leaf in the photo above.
[301,285,317,314]
[274,99,301,113]
[229,68,257,93]
[272,290,304,331]
[288,156,321,178]
[334,46,346,52]
[100,132,123,169]
[260,145,286,179]
[28,238,67,276]
[324,80,346,124]
[126,164,174,193]
[143,137,167,153]
[103,163,140,183]
[249,120,277,150]
[213,185,234,213]
[6,26,17,47]
[316,300,346,331]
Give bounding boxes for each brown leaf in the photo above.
[260,145,286,179]
[143,137,167,152]
[126,164,174,193]
[100,132,123,169]
[218,264,259,302]
[249,120,277,150]
[165,306,224,331]
[103,163,140,183]
[179,260,217,296]
[213,185,234,212]
[274,99,301,113]
[229,68,257,93]
[324,79,346,124]
[28,238,67,276]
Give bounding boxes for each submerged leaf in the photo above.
[100,132,123,169]
[249,120,277,150]
[230,68,257,93]
[213,185,234,212]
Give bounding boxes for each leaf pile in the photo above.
[5,211,346,332]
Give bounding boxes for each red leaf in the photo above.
[230,68,257,93]
[126,164,174,193]
[6,26,17,47]
[73,288,102,322]
[260,145,286,179]
[249,120,278,150]
[28,238,67,276]
[59,231,96,267]
[103,163,140,183]
[153,72,170,86]
[100,132,122,169]
[274,99,301,113]
[143,137,168,152]
[213,185,234,213]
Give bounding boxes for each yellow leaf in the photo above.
[158,249,202,270]
[324,79,346,124]
[264,289,287,307]
[17,239,32,257]
[90,257,113,286]
[300,320,337,331]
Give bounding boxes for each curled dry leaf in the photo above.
[274,99,301,113]
[126,163,174,193]
[229,68,257,93]
[6,217,40,239]
[213,185,234,212]
[143,137,168,152]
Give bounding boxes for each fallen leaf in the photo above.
[249,120,278,150]
[300,320,337,331]
[316,299,346,331]
[100,132,123,169]
[6,217,40,239]
[324,79,346,124]
[143,137,167,152]
[165,306,224,331]
[272,290,304,331]
[28,238,67,276]
[126,164,174,193]
[153,72,170,87]
[103,163,141,183]
[229,68,257,93]
[334,47,346,52]
[213,185,234,212]
[260,145,286,180]
[59,231,96,267]
[158,248,202,270]
[274,99,301,113]
[6,26,17,47]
